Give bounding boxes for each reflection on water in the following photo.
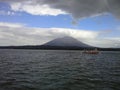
[0,49,120,90]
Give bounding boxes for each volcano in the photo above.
[43,36,93,48]
[0,36,94,50]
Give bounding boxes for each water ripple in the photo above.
[0,50,120,90]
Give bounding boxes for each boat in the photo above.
[82,48,99,54]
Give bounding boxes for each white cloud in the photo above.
[0,22,120,47]
[50,28,98,39]
[83,38,120,48]
[0,22,98,46]
[0,22,25,28]
[10,2,66,16]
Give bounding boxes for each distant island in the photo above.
[0,36,120,51]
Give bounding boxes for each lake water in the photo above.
[0,49,120,90]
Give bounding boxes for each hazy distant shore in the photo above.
[0,45,120,51]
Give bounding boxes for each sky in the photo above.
[0,0,120,48]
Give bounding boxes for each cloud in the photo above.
[40,0,120,19]
[0,10,15,15]
[0,22,98,46]
[0,22,25,28]
[50,28,98,39]
[84,38,120,48]
[10,2,66,16]
[0,0,120,19]
[0,22,120,47]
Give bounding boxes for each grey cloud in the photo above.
[107,0,120,18]
[40,0,120,19]
[1,0,120,19]
[40,0,107,18]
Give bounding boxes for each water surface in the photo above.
[0,49,120,90]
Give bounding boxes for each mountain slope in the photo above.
[43,36,92,48]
